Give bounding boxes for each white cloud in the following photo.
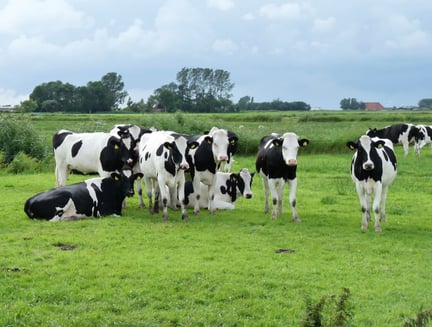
[0,0,93,36]
[207,0,234,11]
[0,88,27,106]
[212,39,238,54]
[259,2,312,21]
[313,17,336,32]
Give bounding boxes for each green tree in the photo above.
[100,72,128,110]
[418,98,432,109]
[16,99,38,113]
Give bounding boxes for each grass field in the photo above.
[1,111,432,326]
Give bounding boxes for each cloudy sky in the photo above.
[0,0,431,109]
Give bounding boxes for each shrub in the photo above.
[0,114,48,164]
[6,152,41,174]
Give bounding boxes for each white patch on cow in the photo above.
[49,198,88,221]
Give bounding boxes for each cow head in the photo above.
[110,169,143,198]
[103,136,134,169]
[273,132,309,166]
[163,136,198,170]
[237,168,254,199]
[208,127,231,163]
[347,135,387,171]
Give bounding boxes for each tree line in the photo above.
[16,68,311,113]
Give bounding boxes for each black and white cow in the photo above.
[255,132,309,221]
[184,168,254,210]
[366,124,417,156]
[53,127,133,187]
[138,131,198,220]
[413,124,432,156]
[24,169,142,221]
[347,135,397,232]
[186,127,239,215]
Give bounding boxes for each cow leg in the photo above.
[55,163,69,187]
[356,183,369,231]
[192,178,201,216]
[268,179,279,220]
[177,177,188,220]
[403,141,409,156]
[144,177,155,214]
[372,183,383,232]
[288,178,300,222]
[208,183,217,216]
[262,176,270,214]
[136,178,146,208]
[157,177,169,220]
[380,185,389,223]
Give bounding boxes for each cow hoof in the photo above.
[293,218,301,223]
[182,214,188,220]
[375,226,382,233]
[361,225,368,232]
[194,211,200,216]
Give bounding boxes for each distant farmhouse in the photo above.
[0,105,15,112]
[364,102,385,111]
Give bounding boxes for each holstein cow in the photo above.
[256,132,309,221]
[138,131,198,220]
[366,123,417,156]
[413,124,432,156]
[184,168,254,210]
[53,127,133,187]
[347,135,397,232]
[186,127,239,215]
[24,169,142,221]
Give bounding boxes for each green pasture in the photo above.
[1,111,432,326]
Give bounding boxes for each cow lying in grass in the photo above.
[24,169,142,221]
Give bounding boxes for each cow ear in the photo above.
[163,142,173,150]
[346,141,357,150]
[298,138,309,147]
[230,173,238,182]
[205,136,213,145]
[229,137,238,144]
[111,172,121,181]
[272,138,283,147]
[188,141,199,149]
[375,140,385,149]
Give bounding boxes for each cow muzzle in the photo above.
[286,159,297,166]
[180,163,189,170]
[218,155,228,162]
[362,162,374,171]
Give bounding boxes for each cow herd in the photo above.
[23,122,425,232]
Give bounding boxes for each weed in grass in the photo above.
[404,308,432,327]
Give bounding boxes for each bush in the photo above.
[6,152,41,174]
[0,114,48,164]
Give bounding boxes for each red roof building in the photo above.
[365,102,385,111]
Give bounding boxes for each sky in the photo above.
[0,0,431,109]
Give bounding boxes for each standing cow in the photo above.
[413,124,432,156]
[186,127,239,215]
[138,131,198,220]
[24,169,142,221]
[184,168,254,210]
[256,132,309,221]
[347,135,397,232]
[53,127,133,187]
[366,123,417,156]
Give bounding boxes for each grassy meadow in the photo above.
[1,111,432,326]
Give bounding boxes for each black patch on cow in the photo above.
[52,131,72,149]
[256,140,297,181]
[367,124,410,144]
[156,144,164,156]
[71,140,83,158]
[189,137,217,174]
[100,136,130,172]
[144,152,150,161]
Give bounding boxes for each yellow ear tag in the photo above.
[137,176,141,181]
[114,144,119,150]
[377,143,383,149]
[114,175,120,181]
[303,141,308,146]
